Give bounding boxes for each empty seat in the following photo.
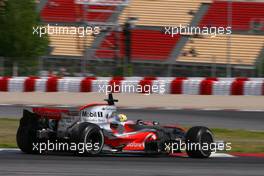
[41,0,115,23]
[119,0,212,27]
[200,1,264,31]
[49,27,94,56]
[177,35,264,65]
[96,29,180,61]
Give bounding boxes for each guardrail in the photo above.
[0,76,263,95]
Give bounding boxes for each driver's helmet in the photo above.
[118,114,127,122]
[108,112,128,123]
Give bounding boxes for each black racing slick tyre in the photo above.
[16,110,38,154]
[185,126,214,158]
[78,123,104,155]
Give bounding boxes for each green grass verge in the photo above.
[0,118,263,153]
[0,118,19,148]
[212,128,264,153]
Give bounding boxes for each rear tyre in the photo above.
[185,126,214,158]
[78,123,104,155]
[16,110,38,154]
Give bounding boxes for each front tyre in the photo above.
[185,126,214,158]
[79,123,104,155]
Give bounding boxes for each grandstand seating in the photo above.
[42,0,264,68]
[41,0,115,23]
[177,34,264,65]
[49,31,94,56]
[200,1,264,31]
[96,29,180,61]
[119,0,212,27]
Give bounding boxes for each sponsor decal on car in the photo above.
[81,111,103,118]
[81,110,106,123]
[126,142,144,148]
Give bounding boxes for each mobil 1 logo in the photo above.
[81,111,103,118]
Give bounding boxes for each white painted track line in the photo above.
[0,148,236,157]
[210,153,235,158]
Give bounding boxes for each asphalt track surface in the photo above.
[0,149,263,176]
[0,105,263,131]
[0,106,263,175]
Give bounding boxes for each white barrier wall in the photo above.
[0,77,263,96]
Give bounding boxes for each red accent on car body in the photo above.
[32,107,69,120]
[104,131,156,151]
[79,103,108,111]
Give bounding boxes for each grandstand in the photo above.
[39,0,264,76]
[96,29,181,61]
[199,1,264,31]
[119,0,212,27]
[41,0,115,23]
[49,30,95,56]
[178,34,264,65]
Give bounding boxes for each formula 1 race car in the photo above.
[17,94,215,158]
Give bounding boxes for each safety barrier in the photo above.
[0,76,263,96]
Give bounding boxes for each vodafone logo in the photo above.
[127,143,144,148]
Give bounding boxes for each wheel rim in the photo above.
[200,131,213,156]
[84,128,104,154]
